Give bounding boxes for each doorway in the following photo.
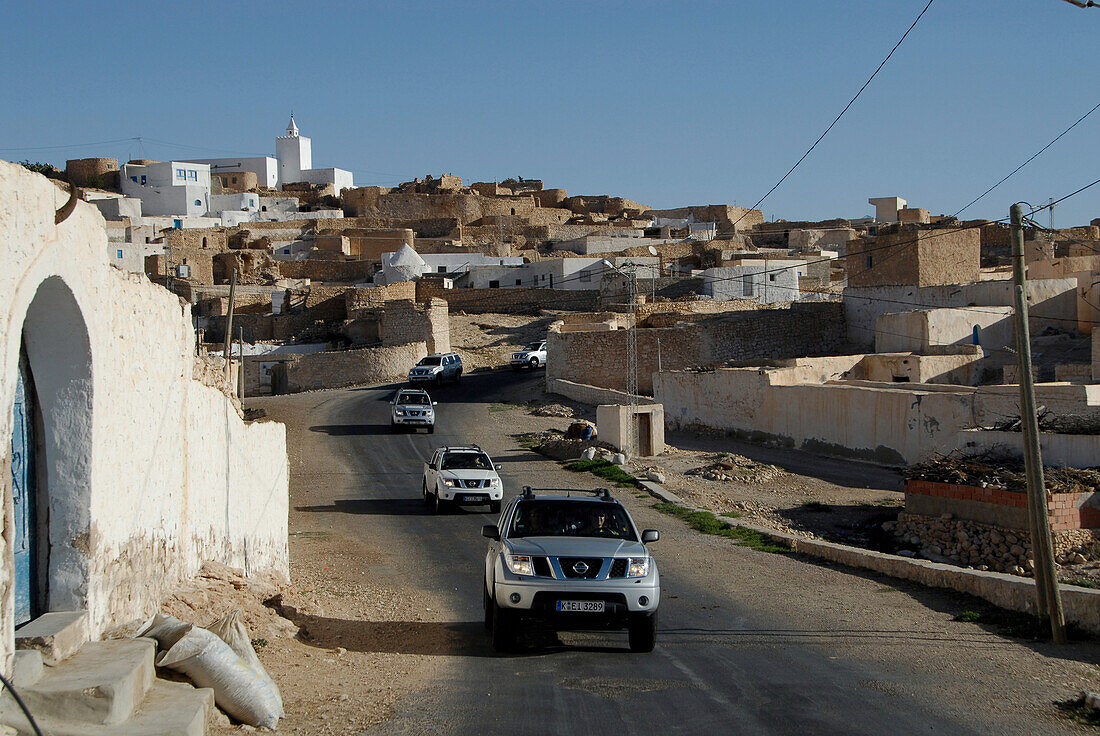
[10,348,41,625]
[636,412,652,457]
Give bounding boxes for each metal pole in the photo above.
[1010,203,1066,643]
[223,268,237,385]
[237,327,245,399]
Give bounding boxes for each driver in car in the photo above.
[588,509,625,538]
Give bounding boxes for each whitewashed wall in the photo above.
[0,161,288,668]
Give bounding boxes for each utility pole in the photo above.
[223,268,237,387]
[237,326,245,399]
[1010,203,1066,643]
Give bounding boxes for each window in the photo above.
[261,206,267,212]
[194,199,202,206]
[175,169,185,179]
[116,249,123,259]
[489,280,500,289]
[515,279,522,286]
[769,274,776,282]
[742,274,753,297]
[438,266,447,273]
[140,175,146,185]
[231,177,238,184]
[283,249,291,255]
[579,269,592,283]
[866,255,873,268]
[130,176,138,183]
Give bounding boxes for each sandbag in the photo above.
[207,609,283,713]
[156,623,282,729]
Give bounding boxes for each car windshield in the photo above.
[523,342,543,351]
[441,452,492,471]
[507,500,636,541]
[418,356,442,366]
[397,393,429,405]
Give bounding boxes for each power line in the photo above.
[0,136,140,152]
[953,101,1100,217]
[724,0,937,234]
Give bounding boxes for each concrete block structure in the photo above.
[596,404,665,457]
[845,224,980,288]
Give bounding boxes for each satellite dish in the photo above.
[647,245,658,256]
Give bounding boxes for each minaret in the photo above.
[276,114,311,187]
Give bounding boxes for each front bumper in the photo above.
[493,573,660,618]
[408,373,441,383]
[392,415,434,426]
[438,488,503,503]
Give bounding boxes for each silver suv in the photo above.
[408,353,462,385]
[390,389,436,433]
[423,445,504,514]
[482,487,660,653]
[510,341,547,370]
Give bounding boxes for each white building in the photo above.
[464,257,659,290]
[275,116,354,194]
[182,156,279,189]
[704,260,807,304]
[120,161,212,217]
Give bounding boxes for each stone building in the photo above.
[845,224,981,288]
[0,161,288,673]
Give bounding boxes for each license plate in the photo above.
[461,495,481,502]
[556,600,605,613]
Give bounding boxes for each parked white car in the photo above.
[390,388,436,433]
[423,445,503,513]
[510,341,547,370]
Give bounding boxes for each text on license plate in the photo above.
[556,600,605,613]
[461,495,480,502]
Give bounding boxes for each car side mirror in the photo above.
[482,525,500,541]
[432,401,438,406]
[642,529,660,543]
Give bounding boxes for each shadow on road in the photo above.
[309,424,398,435]
[295,498,430,515]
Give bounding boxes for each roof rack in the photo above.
[443,444,482,452]
[521,486,612,501]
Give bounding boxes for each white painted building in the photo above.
[182,156,279,189]
[275,116,354,194]
[120,161,212,217]
[464,257,659,290]
[0,160,288,668]
[704,260,807,304]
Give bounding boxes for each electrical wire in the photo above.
[722,0,937,235]
[0,137,140,153]
[952,101,1100,218]
[0,671,43,736]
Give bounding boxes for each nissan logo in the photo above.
[573,561,589,574]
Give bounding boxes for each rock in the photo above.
[1005,533,1019,545]
[646,470,666,484]
[897,549,916,557]
[989,531,1004,544]
[581,447,597,461]
[1084,691,1100,711]
[940,513,953,521]
[909,536,921,546]
[1012,565,1025,575]
[1071,553,1088,565]
[881,521,896,532]
[1010,544,1025,556]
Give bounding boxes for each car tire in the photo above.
[628,611,657,653]
[491,601,515,652]
[528,357,539,369]
[432,491,447,515]
[454,369,462,383]
[483,583,494,632]
[423,481,432,506]
[489,500,501,514]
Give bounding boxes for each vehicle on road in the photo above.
[423,445,503,513]
[390,389,436,433]
[408,352,463,385]
[481,487,660,653]
[510,341,547,370]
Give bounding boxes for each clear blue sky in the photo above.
[2,1,1097,226]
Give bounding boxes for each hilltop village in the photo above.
[3,115,1100,733]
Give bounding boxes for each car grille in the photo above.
[608,559,628,578]
[460,479,487,489]
[557,557,603,579]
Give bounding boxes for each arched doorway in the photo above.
[9,276,94,621]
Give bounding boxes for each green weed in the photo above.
[1063,578,1099,590]
[953,611,981,623]
[563,459,639,488]
[653,503,789,554]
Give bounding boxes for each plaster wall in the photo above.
[183,157,278,189]
[875,307,1014,353]
[703,263,805,304]
[0,161,288,668]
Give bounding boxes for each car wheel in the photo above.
[432,491,447,515]
[483,582,494,632]
[491,601,515,652]
[528,357,539,369]
[489,500,501,514]
[454,369,462,383]
[423,481,432,506]
[628,611,657,653]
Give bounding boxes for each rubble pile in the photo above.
[529,403,575,418]
[686,454,784,484]
[889,513,1100,580]
[904,453,1100,495]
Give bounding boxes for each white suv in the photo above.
[423,445,503,514]
[482,487,660,653]
[390,389,436,433]
[510,341,547,370]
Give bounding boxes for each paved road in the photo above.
[259,371,1088,736]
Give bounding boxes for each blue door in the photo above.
[11,353,37,625]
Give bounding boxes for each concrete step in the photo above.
[14,611,87,665]
[8,651,42,689]
[4,638,155,726]
[3,680,214,736]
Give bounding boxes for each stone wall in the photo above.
[65,158,118,188]
[164,227,230,251]
[277,259,379,283]
[0,161,288,666]
[250,342,427,393]
[846,225,980,288]
[547,378,655,407]
[345,282,417,316]
[549,303,847,394]
[415,283,599,314]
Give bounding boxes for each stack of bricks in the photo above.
[905,479,1099,532]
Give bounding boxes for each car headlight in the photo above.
[490,478,500,486]
[442,478,456,487]
[626,557,650,578]
[505,554,534,576]
[394,409,406,416]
